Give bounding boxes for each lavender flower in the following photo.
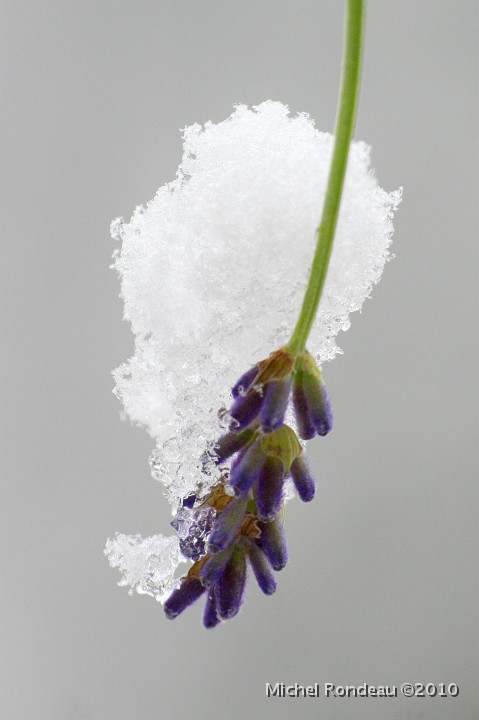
[163,497,288,627]
[213,427,256,466]
[108,3,401,631]
[246,540,277,595]
[162,347,329,626]
[232,365,259,398]
[289,455,316,502]
[207,495,248,553]
[260,376,293,433]
[199,545,234,587]
[203,588,221,628]
[164,575,206,620]
[229,438,265,495]
[258,516,288,571]
[229,348,295,434]
[229,347,332,443]
[229,389,264,432]
[134,347,329,626]
[292,351,333,439]
[215,544,247,619]
[229,424,305,519]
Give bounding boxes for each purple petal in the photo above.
[247,541,276,595]
[232,365,259,398]
[260,376,292,433]
[229,390,264,431]
[215,544,247,620]
[255,456,285,521]
[292,371,316,440]
[230,438,265,495]
[289,455,315,502]
[259,517,288,571]
[164,577,206,620]
[292,368,333,438]
[199,545,234,587]
[203,588,221,629]
[305,373,333,436]
[207,495,247,553]
[213,426,255,465]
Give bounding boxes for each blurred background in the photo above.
[1,1,478,718]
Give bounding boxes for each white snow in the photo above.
[104,533,185,602]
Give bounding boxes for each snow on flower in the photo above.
[106,101,400,603]
[111,101,400,505]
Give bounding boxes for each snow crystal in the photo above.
[104,533,185,602]
[111,101,401,505]
[171,504,217,561]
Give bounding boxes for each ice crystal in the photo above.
[171,505,217,561]
[104,533,185,602]
[111,100,400,506]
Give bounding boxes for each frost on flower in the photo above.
[110,100,400,506]
[104,533,185,602]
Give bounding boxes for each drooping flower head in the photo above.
[106,97,401,626]
[161,345,330,627]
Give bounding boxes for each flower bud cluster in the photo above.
[164,347,332,627]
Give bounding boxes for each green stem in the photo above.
[288,0,365,354]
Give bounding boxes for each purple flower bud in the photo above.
[247,541,276,595]
[199,545,234,587]
[164,576,206,620]
[207,495,247,553]
[259,517,288,571]
[232,365,259,398]
[203,587,221,629]
[215,544,247,620]
[260,376,292,433]
[292,365,333,439]
[213,427,255,465]
[229,389,264,431]
[289,454,315,502]
[304,372,333,437]
[230,437,265,495]
[292,370,316,440]
[255,455,285,521]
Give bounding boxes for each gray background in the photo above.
[1,1,478,719]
